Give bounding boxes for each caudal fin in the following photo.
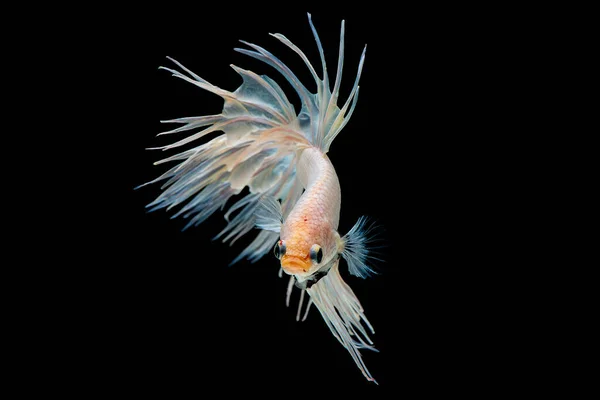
[140,14,366,263]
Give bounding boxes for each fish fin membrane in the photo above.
[341,216,382,278]
[307,262,378,384]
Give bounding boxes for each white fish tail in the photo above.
[140,13,366,264]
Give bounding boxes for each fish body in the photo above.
[141,13,380,383]
[280,148,340,277]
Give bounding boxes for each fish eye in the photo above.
[310,244,323,264]
[274,240,286,259]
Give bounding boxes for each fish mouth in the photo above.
[281,255,311,275]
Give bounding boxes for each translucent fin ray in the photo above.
[283,275,314,322]
[233,13,366,152]
[255,196,283,233]
[341,216,381,279]
[307,263,378,384]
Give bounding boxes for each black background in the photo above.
[61,3,545,397]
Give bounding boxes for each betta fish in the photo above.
[140,13,381,383]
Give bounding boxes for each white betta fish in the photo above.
[140,13,381,383]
